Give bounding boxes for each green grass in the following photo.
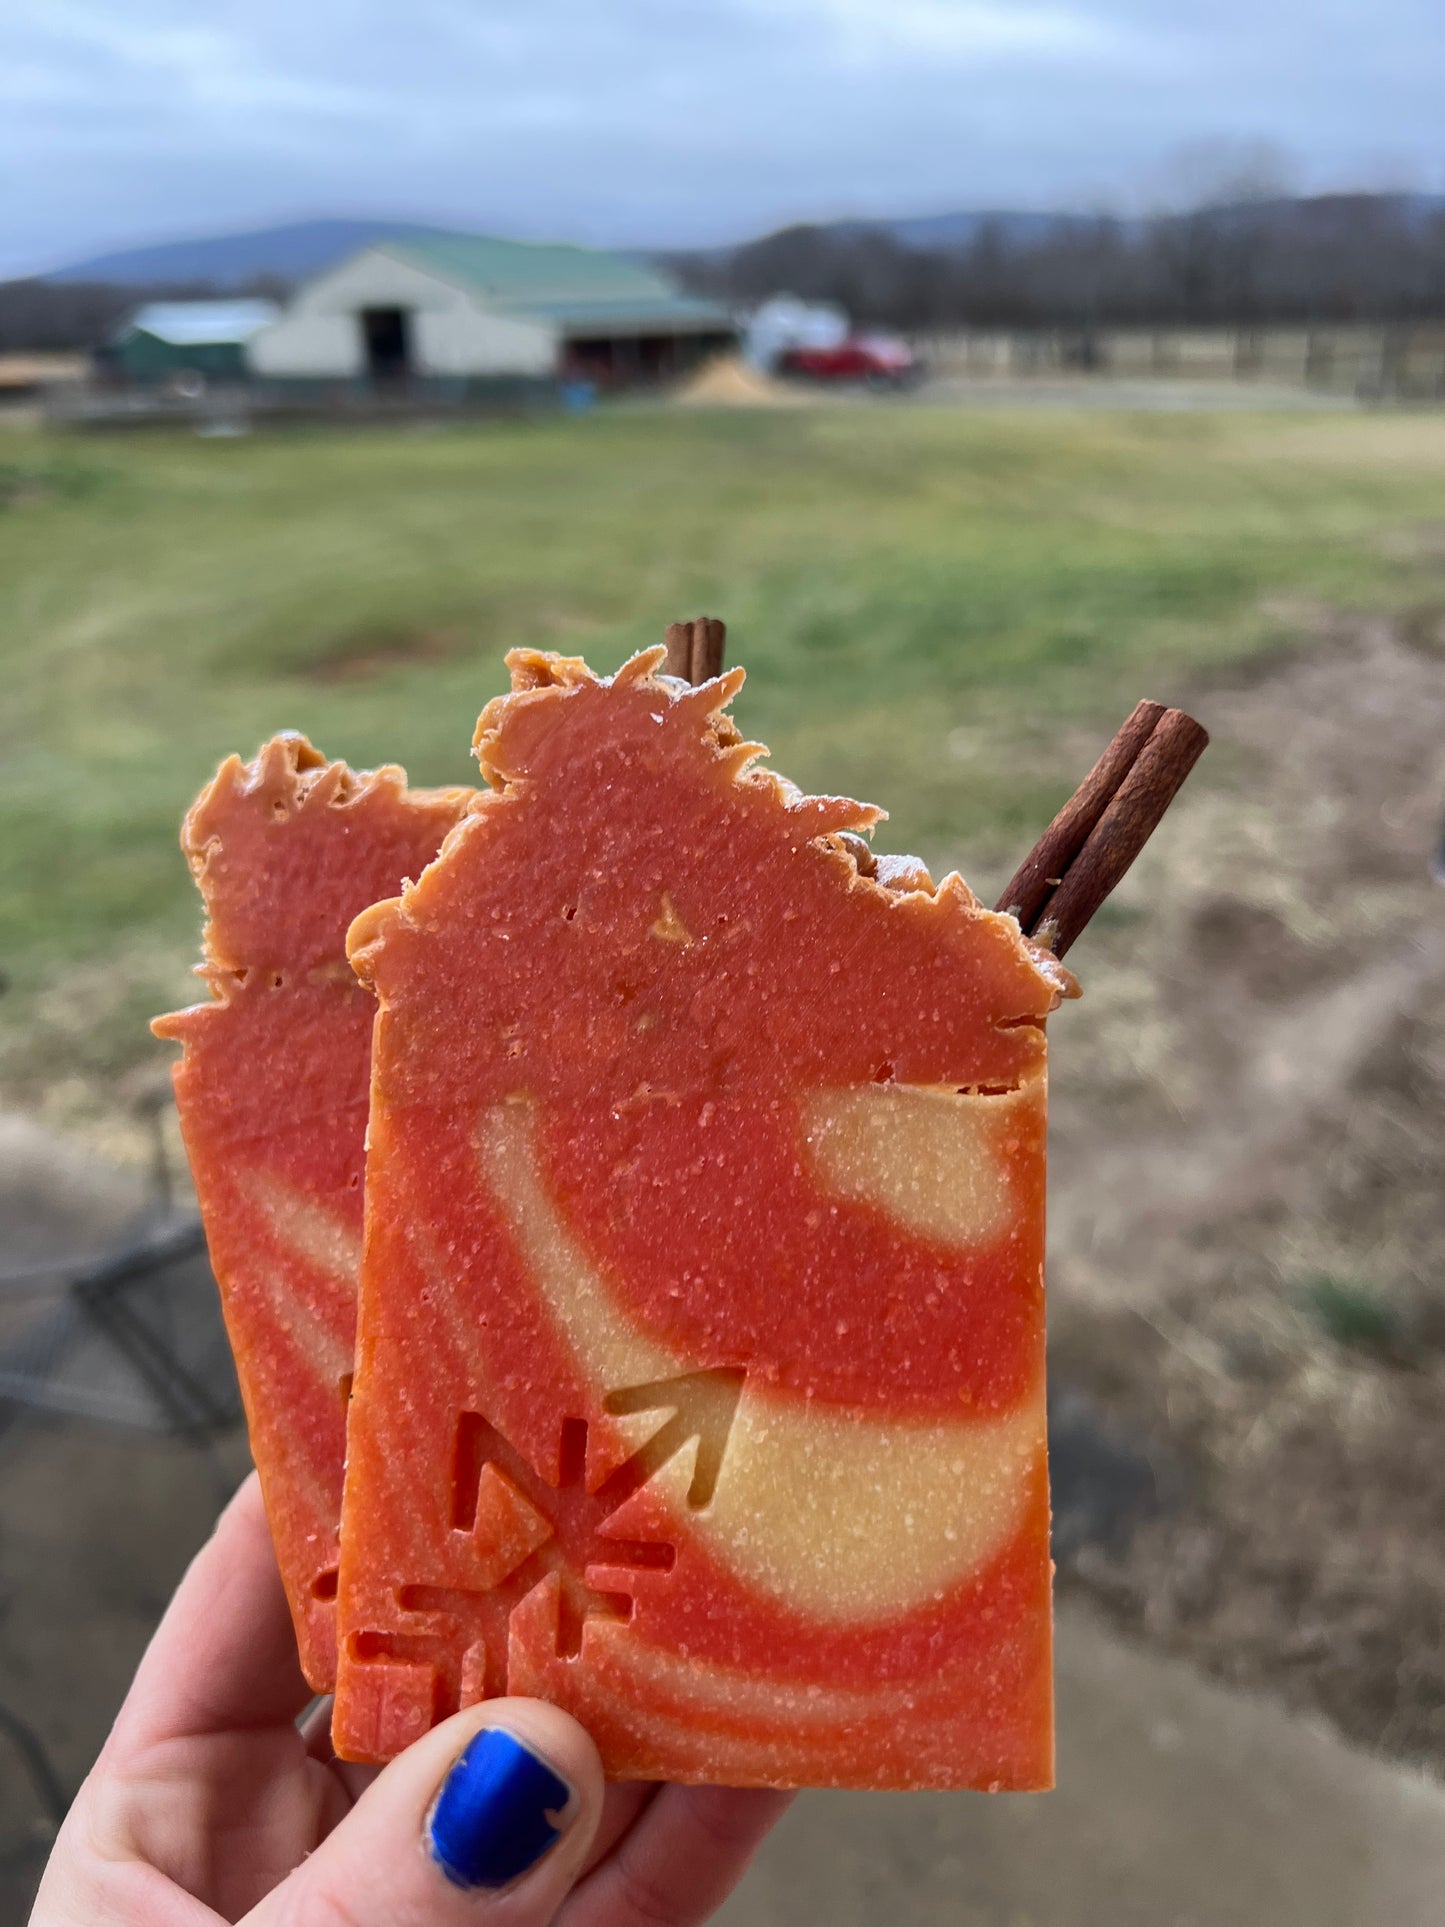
[1301,1275,1412,1359]
[4,401,1445,1113]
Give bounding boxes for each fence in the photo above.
[912,324,1445,400]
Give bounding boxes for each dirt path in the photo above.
[1044,610,1445,1769]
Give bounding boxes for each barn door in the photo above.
[362,307,412,385]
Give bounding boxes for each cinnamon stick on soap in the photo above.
[997,702,1208,956]
[154,740,471,1688]
[331,648,1075,1787]
[663,615,726,684]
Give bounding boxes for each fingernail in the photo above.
[428,1728,573,1891]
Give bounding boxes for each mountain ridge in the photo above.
[37,193,1445,289]
[45,217,473,287]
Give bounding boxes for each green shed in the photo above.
[112,300,280,386]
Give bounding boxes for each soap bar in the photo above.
[333,650,1073,1787]
[154,737,470,1688]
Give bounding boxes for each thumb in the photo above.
[246,1698,605,1927]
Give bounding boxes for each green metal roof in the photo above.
[383,233,732,336]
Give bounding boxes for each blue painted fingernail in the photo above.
[428,1728,572,1890]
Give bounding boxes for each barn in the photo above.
[250,234,735,394]
[111,300,280,386]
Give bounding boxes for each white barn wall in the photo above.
[250,311,363,378]
[413,303,553,377]
[250,248,556,380]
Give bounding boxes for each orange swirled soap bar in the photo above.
[331,649,1075,1787]
[154,738,471,1688]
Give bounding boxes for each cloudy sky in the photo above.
[2,0,1441,276]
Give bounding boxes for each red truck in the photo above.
[778,334,918,386]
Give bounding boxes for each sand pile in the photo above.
[674,354,796,408]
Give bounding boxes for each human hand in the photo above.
[31,1474,792,1925]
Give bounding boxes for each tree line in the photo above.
[5,194,1445,355]
[672,194,1445,333]
[0,275,289,356]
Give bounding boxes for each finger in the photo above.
[562,1784,794,1927]
[245,1698,605,1927]
[108,1473,312,1760]
[578,1781,655,1879]
[305,1713,650,1862]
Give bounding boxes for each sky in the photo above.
[2,0,1442,277]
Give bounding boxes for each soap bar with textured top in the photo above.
[331,649,1073,1787]
[154,737,471,1688]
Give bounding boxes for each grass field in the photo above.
[4,400,1445,1129]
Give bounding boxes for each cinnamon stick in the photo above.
[996,703,1208,958]
[663,622,693,680]
[664,617,727,686]
[995,700,1165,929]
[691,617,727,684]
